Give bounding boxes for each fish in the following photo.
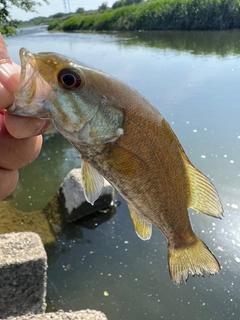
[9,48,223,284]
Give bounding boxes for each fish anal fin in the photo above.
[81,160,104,205]
[185,162,223,218]
[168,236,220,285]
[128,206,152,241]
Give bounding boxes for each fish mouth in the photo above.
[19,48,36,84]
[9,48,52,117]
[18,48,37,98]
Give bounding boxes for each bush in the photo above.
[47,20,60,31]
[81,16,96,29]
[48,0,240,32]
[62,16,82,31]
[94,6,138,30]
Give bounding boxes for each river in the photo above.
[3,26,240,319]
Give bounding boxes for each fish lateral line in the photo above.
[10,47,224,285]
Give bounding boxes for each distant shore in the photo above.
[47,0,240,32]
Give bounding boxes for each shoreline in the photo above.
[46,0,240,32]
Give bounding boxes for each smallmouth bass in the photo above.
[9,48,223,284]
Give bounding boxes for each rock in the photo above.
[0,232,47,318]
[6,310,108,320]
[59,169,115,222]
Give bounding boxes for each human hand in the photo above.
[0,34,49,200]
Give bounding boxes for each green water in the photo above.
[3,26,240,319]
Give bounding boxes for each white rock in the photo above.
[59,169,115,222]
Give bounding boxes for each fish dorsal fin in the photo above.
[81,160,104,205]
[185,161,223,218]
[128,206,152,240]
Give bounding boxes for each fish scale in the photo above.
[9,48,223,284]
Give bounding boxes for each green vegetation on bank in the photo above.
[48,0,240,32]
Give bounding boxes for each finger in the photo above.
[0,168,19,200]
[0,62,20,98]
[0,113,42,170]
[0,130,43,170]
[4,111,50,138]
[0,34,20,108]
[0,34,11,63]
[0,83,14,108]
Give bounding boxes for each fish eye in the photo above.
[58,68,82,89]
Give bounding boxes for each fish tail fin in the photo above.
[168,236,220,285]
[185,161,223,218]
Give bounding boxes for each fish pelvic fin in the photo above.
[81,159,104,205]
[186,162,223,218]
[168,236,220,285]
[128,206,152,241]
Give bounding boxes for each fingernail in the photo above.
[0,63,20,96]
[0,62,18,74]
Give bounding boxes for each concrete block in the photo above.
[59,168,115,222]
[0,232,47,318]
[6,309,108,320]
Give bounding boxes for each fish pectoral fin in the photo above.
[185,161,223,218]
[168,236,220,285]
[81,160,104,205]
[128,206,152,241]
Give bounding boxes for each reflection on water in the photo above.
[13,133,80,211]
[2,26,240,319]
[115,30,240,56]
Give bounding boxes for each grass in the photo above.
[50,0,240,32]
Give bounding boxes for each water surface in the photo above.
[3,26,240,320]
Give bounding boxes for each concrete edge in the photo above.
[5,309,108,320]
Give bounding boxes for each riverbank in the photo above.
[48,0,240,32]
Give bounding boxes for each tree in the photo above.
[112,0,143,9]
[76,7,84,14]
[98,2,108,12]
[50,12,65,19]
[112,1,122,9]
[0,0,49,33]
